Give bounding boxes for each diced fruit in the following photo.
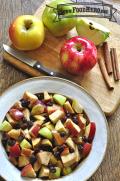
[61,152,77,167]
[23,91,38,107]
[18,155,29,167]
[12,101,23,110]
[73,136,83,144]
[50,154,58,165]
[47,104,61,115]
[21,164,36,177]
[22,129,31,140]
[72,100,83,113]
[32,138,41,148]
[34,115,45,122]
[49,110,65,124]
[56,160,63,169]
[43,122,54,131]
[78,114,86,129]
[21,148,33,157]
[63,167,72,175]
[44,91,52,101]
[31,104,45,115]
[64,101,74,113]
[23,109,30,121]
[9,156,18,166]
[41,139,52,147]
[65,119,81,136]
[85,122,96,142]
[39,127,53,140]
[29,124,40,138]
[52,130,65,145]
[75,145,80,162]
[66,137,76,150]
[55,120,66,132]
[53,94,66,106]
[0,120,12,132]
[6,113,15,124]
[8,129,21,140]
[9,109,24,121]
[34,160,41,172]
[61,147,69,156]
[49,167,61,179]
[37,151,52,166]
[82,143,92,157]
[9,143,21,157]
[39,166,50,178]
[20,139,32,149]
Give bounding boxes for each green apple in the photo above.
[63,167,72,175]
[49,167,61,179]
[72,99,83,113]
[42,0,77,37]
[0,120,12,132]
[53,94,66,106]
[20,139,32,149]
[76,18,110,45]
[39,127,53,140]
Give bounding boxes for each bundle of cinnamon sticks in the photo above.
[98,42,120,90]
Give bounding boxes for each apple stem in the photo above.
[24,19,33,30]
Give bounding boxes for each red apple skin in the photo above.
[9,143,21,157]
[30,124,40,137]
[65,119,80,137]
[85,122,96,142]
[78,114,86,129]
[82,143,92,157]
[21,148,33,157]
[9,109,24,121]
[60,36,97,75]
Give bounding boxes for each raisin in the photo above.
[46,101,53,106]
[7,139,16,146]
[34,147,40,154]
[78,144,83,152]
[13,123,21,129]
[82,136,89,142]
[57,145,65,153]
[73,116,78,124]
[27,121,33,129]
[60,132,66,137]
[30,155,37,164]
[21,99,30,108]
[66,113,71,118]
[30,115,36,122]
[54,151,60,159]
[21,123,28,130]
[18,135,24,142]
[50,167,56,173]
[36,93,44,100]
[69,148,74,153]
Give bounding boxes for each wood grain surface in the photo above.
[0,0,120,181]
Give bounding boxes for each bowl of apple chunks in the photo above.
[0,91,96,179]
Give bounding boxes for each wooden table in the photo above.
[0,0,120,180]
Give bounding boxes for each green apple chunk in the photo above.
[49,167,61,179]
[72,99,83,113]
[39,127,53,140]
[63,167,72,175]
[42,0,77,37]
[53,94,66,106]
[20,139,32,149]
[76,18,110,45]
[0,120,12,132]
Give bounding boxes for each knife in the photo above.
[3,44,69,79]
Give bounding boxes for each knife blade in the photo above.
[3,44,69,79]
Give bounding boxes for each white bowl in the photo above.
[0,76,108,181]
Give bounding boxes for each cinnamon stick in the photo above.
[103,42,112,74]
[98,57,114,90]
[110,49,118,81]
[111,48,120,81]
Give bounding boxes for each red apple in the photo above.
[47,104,62,115]
[82,143,92,157]
[9,15,45,51]
[52,130,65,145]
[85,122,96,142]
[29,124,41,138]
[78,114,86,129]
[60,36,97,74]
[9,109,24,121]
[65,119,81,137]
[21,148,33,157]
[21,164,36,177]
[9,143,21,157]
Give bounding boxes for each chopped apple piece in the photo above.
[52,130,65,145]
[34,160,41,172]
[44,91,52,101]
[73,136,83,144]
[47,104,61,115]
[53,94,66,106]
[66,137,76,150]
[23,91,38,107]
[50,154,58,165]
[43,122,54,131]
[72,99,83,113]
[21,148,33,157]
[23,108,30,121]
[29,124,40,138]
[31,104,45,115]
[61,152,77,167]
[37,151,52,166]
[49,167,61,179]
[49,110,65,124]
[61,147,69,156]
[20,139,32,149]
[75,145,80,162]
[65,119,81,136]
[64,101,74,113]
[56,160,63,169]
[18,155,29,167]
[39,166,50,178]
[34,115,45,122]
[21,164,36,177]
[22,129,31,140]
[8,129,21,140]
[39,127,53,140]
[41,139,52,147]
[32,138,41,148]
[55,120,66,132]
[9,143,21,157]
[9,156,18,166]
[78,114,86,129]
[82,143,92,157]
[0,120,12,132]
[63,167,72,175]
[6,113,15,124]
[12,101,23,110]
[85,122,96,142]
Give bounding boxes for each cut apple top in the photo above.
[0,91,96,180]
